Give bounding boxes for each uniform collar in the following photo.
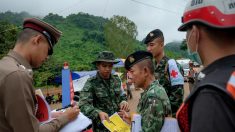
[96,72,114,81]
[143,80,158,92]
[140,80,157,98]
[185,54,235,102]
[7,50,32,69]
[201,55,235,76]
[155,56,169,66]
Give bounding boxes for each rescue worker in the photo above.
[176,0,235,131]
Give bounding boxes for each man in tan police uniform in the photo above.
[0,18,80,132]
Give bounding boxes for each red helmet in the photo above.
[178,0,235,31]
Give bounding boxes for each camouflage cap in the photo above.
[125,50,153,70]
[92,51,119,64]
[144,29,164,44]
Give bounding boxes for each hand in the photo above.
[63,106,80,121]
[98,111,109,122]
[119,101,129,112]
[118,110,131,124]
[71,101,78,107]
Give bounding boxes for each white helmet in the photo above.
[178,0,235,31]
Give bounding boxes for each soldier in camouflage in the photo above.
[144,29,184,117]
[119,51,171,132]
[79,51,129,132]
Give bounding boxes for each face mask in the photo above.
[189,52,202,65]
[186,28,202,65]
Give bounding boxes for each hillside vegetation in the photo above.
[0,11,186,87]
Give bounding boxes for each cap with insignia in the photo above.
[124,50,153,70]
[23,18,62,55]
[144,29,164,44]
[92,51,119,64]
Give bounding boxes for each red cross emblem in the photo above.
[171,70,178,78]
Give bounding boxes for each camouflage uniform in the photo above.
[79,73,127,132]
[137,80,171,132]
[154,56,184,117]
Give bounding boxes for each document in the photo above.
[60,112,92,132]
[35,94,51,123]
[160,117,180,132]
[102,113,131,132]
[131,114,142,132]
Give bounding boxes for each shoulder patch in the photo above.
[167,59,184,86]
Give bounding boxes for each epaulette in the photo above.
[146,87,157,98]
[17,64,33,78]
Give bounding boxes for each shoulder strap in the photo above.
[164,61,169,77]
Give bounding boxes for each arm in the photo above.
[140,96,165,132]
[39,116,69,131]
[40,106,79,132]
[4,72,71,132]
[3,72,39,132]
[78,80,102,120]
[116,77,129,111]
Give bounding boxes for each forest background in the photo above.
[0,11,188,88]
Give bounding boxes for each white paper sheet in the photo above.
[60,112,92,132]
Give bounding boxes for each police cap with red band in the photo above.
[23,18,62,55]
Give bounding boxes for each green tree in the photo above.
[0,21,19,58]
[0,11,32,26]
[66,12,107,31]
[165,50,181,59]
[0,11,144,87]
[180,39,187,51]
[43,13,65,25]
[81,30,105,44]
[33,56,62,87]
[104,15,138,58]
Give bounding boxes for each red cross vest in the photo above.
[176,67,235,132]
